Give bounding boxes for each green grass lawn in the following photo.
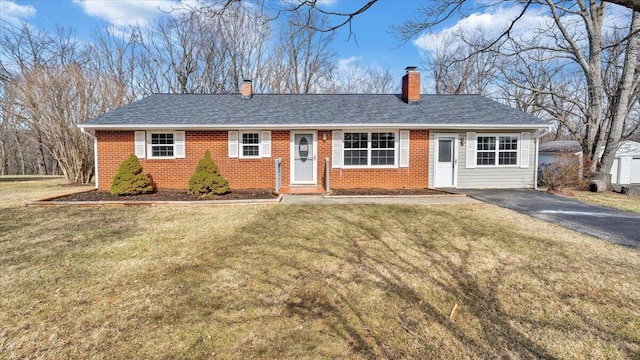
[1,178,639,359]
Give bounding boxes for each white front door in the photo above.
[435,135,457,188]
[291,132,317,184]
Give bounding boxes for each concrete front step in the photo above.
[279,186,326,195]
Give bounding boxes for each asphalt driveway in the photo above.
[463,189,640,249]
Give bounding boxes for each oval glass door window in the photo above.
[299,137,309,162]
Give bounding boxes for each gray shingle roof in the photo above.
[539,140,583,153]
[81,93,549,129]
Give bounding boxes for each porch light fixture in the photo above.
[460,136,465,146]
[322,132,327,141]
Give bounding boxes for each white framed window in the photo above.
[136,131,184,159]
[241,131,260,158]
[228,130,271,158]
[476,134,519,166]
[371,132,396,165]
[344,132,368,166]
[343,131,397,168]
[149,132,175,158]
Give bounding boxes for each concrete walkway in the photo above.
[281,194,481,205]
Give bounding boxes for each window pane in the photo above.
[371,150,395,165]
[476,152,495,165]
[499,151,518,165]
[151,133,174,145]
[372,132,394,149]
[499,136,518,150]
[152,145,174,157]
[344,133,367,149]
[242,133,259,144]
[344,150,368,166]
[477,136,495,151]
[243,145,259,157]
[438,139,452,162]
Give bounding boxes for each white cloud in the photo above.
[414,4,633,53]
[72,0,183,27]
[316,0,338,6]
[414,5,549,52]
[337,56,363,73]
[0,0,36,25]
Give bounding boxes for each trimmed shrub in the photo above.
[110,154,155,196]
[188,150,229,197]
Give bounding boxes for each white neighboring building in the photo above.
[610,140,640,185]
[538,140,583,167]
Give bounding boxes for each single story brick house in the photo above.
[79,67,550,193]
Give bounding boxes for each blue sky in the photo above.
[0,0,446,77]
[1,0,632,86]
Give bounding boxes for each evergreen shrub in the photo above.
[188,150,229,197]
[110,154,154,196]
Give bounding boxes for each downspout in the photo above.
[80,127,98,189]
[534,130,540,190]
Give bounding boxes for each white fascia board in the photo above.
[78,123,551,131]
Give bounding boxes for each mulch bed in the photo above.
[53,189,278,202]
[52,188,450,202]
[330,188,451,196]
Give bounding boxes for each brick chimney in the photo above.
[401,66,420,103]
[241,79,252,99]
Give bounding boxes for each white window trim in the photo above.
[341,129,399,169]
[147,131,177,159]
[239,131,261,159]
[475,133,520,167]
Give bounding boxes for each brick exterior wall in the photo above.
[323,130,429,189]
[96,129,429,191]
[96,130,286,191]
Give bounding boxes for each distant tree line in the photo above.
[0,5,392,181]
[1,1,638,187]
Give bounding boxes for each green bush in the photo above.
[110,154,155,196]
[188,150,229,197]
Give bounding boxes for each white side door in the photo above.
[434,134,458,188]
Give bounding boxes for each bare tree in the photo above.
[0,23,130,182]
[600,11,640,175]
[140,13,206,94]
[191,1,640,37]
[0,23,57,176]
[407,1,638,184]
[322,61,397,94]
[499,2,639,181]
[264,13,335,93]
[138,5,271,94]
[425,30,502,95]
[90,26,145,101]
[7,63,127,182]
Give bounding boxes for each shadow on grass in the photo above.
[9,204,633,358]
[176,205,635,358]
[0,206,140,269]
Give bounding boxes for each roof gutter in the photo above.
[79,127,98,189]
[77,123,552,131]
